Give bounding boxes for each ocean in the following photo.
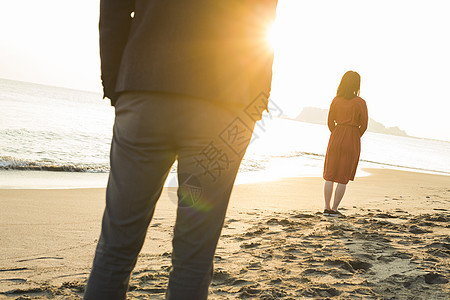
[1,78,449,187]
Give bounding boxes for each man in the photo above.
[84,1,278,299]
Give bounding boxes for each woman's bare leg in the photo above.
[324,181,334,210]
[332,183,347,211]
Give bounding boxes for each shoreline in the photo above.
[0,168,449,298]
[1,161,448,190]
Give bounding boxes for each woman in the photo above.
[323,71,368,217]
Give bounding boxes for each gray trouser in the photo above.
[83,92,256,299]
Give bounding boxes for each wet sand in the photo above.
[0,168,449,299]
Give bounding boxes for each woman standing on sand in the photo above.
[323,71,368,217]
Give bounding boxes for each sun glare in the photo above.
[267,23,279,49]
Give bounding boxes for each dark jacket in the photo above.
[99,0,278,106]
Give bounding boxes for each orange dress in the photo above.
[323,96,368,184]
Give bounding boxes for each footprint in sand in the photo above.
[298,286,341,298]
[424,272,449,284]
[244,227,268,237]
[240,242,261,249]
[409,225,432,234]
[0,278,27,283]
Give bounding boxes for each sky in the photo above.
[0,0,449,141]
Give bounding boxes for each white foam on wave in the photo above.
[0,156,109,173]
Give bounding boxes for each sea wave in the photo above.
[281,151,450,176]
[0,156,109,173]
[1,150,448,176]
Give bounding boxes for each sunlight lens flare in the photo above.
[267,22,280,49]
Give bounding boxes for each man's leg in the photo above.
[84,93,176,299]
[166,101,255,299]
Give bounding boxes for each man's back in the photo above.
[100,0,278,105]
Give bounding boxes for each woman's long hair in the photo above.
[337,71,361,99]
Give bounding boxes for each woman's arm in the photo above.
[359,100,368,137]
[327,99,336,132]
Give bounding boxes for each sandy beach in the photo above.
[0,168,449,299]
